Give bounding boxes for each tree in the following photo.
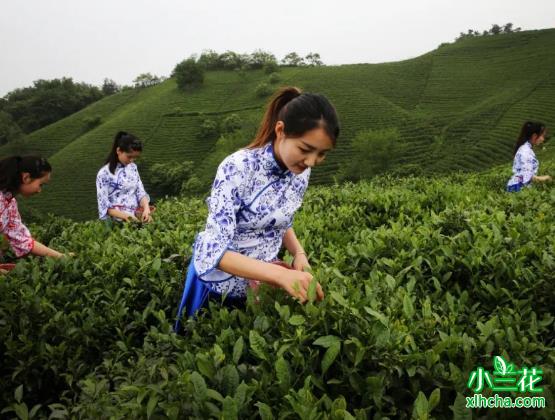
[489,24,502,35]
[305,52,323,66]
[281,52,305,67]
[1,77,103,133]
[220,51,249,70]
[503,23,513,33]
[198,49,223,70]
[0,111,25,145]
[249,49,277,69]
[172,56,204,90]
[133,73,161,88]
[102,78,120,95]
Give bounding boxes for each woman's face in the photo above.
[19,172,51,197]
[117,148,141,165]
[531,130,547,146]
[274,123,334,175]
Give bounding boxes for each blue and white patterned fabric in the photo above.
[193,142,310,298]
[96,163,149,220]
[506,142,538,192]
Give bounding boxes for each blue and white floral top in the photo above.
[507,142,538,188]
[96,163,149,220]
[193,142,310,298]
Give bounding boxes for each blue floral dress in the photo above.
[175,142,310,325]
[506,142,538,192]
[96,163,149,220]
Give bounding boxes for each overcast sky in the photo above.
[1,0,554,96]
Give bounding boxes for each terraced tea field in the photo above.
[2,29,555,219]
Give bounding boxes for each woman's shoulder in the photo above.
[97,163,111,177]
[218,148,252,172]
[516,142,535,159]
[0,190,17,213]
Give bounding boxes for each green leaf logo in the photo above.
[493,356,507,375]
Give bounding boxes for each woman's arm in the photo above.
[107,208,138,221]
[532,175,552,182]
[218,250,323,302]
[282,227,310,271]
[31,241,64,258]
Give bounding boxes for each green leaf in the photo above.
[14,385,23,403]
[146,394,158,419]
[313,335,341,348]
[222,396,238,420]
[222,365,239,397]
[330,291,349,307]
[232,336,244,365]
[249,330,268,361]
[403,293,415,319]
[190,371,207,399]
[321,341,341,374]
[151,257,161,273]
[29,404,41,418]
[412,391,428,420]
[363,307,389,327]
[307,278,317,303]
[275,357,291,390]
[450,392,472,420]
[255,401,274,420]
[288,315,306,326]
[429,388,441,412]
[206,389,224,403]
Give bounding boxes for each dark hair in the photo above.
[247,86,340,148]
[514,121,546,156]
[105,131,143,174]
[0,156,52,194]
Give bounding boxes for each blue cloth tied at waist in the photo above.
[174,258,210,331]
[174,258,247,332]
[506,182,524,193]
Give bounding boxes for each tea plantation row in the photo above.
[1,170,554,418]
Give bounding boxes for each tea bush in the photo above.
[1,173,554,419]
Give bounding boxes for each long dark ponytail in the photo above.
[0,156,52,195]
[105,131,143,174]
[514,121,545,156]
[247,86,340,148]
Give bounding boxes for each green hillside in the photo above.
[2,28,555,220]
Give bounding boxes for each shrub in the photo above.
[221,114,242,134]
[147,160,195,196]
[172,56,205,90]
[255,82,272,98]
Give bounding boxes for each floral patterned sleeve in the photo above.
[96,169,111,220]
[133,164,149,204]
[1,198,34,257]
[193,156,244,278]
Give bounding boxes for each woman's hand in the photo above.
[140,206,153,223]
[125,213,139,222]
[278,269,324,303]
[292,251,311,272]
